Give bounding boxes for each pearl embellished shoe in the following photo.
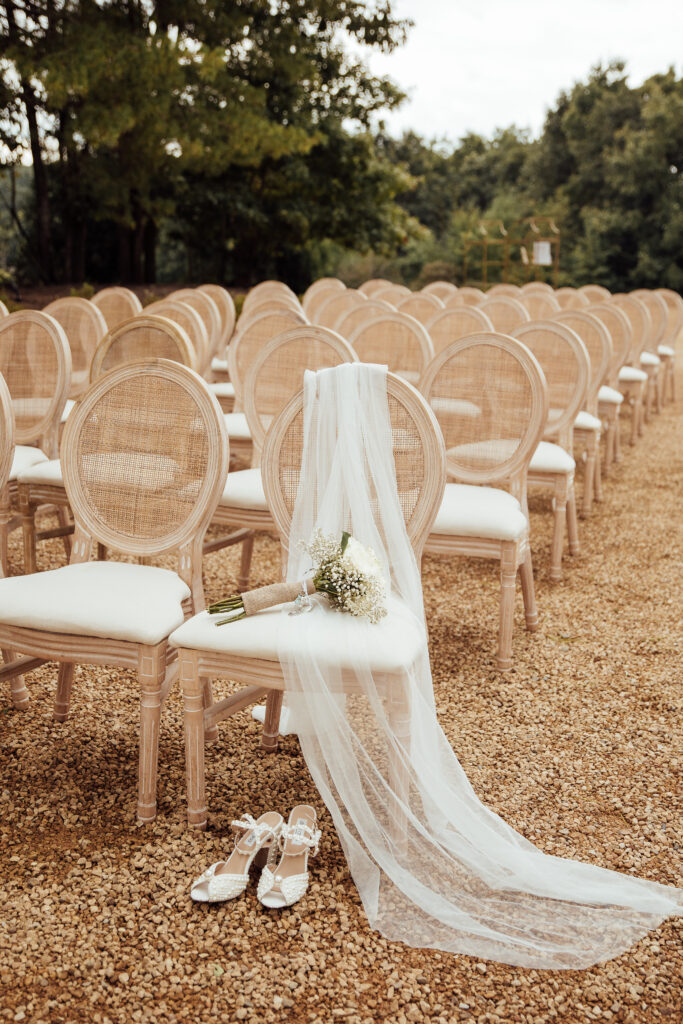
[257,805,321,909]
[190,812,283,903]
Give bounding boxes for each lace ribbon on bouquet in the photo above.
[276,362,682,969]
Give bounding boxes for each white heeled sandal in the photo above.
[257,805,321,909]
[190,811,282,903]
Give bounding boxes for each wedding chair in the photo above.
[425,306,494,354]
[397,291,444,326]
[591,303,632,467]
[357,278,392,297]
[315,289,367,329]
[170,370,445,828]
[143,299,210,375]
[554,311,611,515]
[348,311,433,384]
[243,282,300,321]
[486,283,522,299]
[334,298,394,337]
[91,287,142,330]
[511,321,590,582]
[43,297,108,422]
[207,326,356,585]
[0,311,70,572]
[479,295,530,334]
[199,284,236,358]
[167,288,221,373]
[373,283,412,306]
[18,315,196,572]
[611,294,650,436]
[521,282,554,296]
[240,295,304,323]
[632,289,668,413]
[518,291,561,320]
[655,287,683,402]
[421,281,458,302]
[421,333,548,670]
[0,360,229,822]
[444,286,485,307]
[0,372,15,576]
[555,287,590,310]
[302,278,345,316]
[578,285,610,303]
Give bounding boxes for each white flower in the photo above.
[342,536,383,580]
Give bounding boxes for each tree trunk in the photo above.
[143,219,157,283]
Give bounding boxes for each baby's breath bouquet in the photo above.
[208,531,387,625]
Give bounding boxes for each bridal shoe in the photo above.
[257,805,321,908]
[190,811,282,903]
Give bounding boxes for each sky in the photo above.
[367,0,683,143]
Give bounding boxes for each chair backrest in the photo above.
[302,277,345,315]
[0,300,10,318]
[348,312,434,383]
[62,360,228,583]
[588,303,632,384]
[521,281,554,296]
[43,296,108,398]
[227,308,307,407]
[0,310,71,456]
[518,291,561,320]
[335,299,395,337]
[90,315,196,381]
[238,296,304,331]
[444,286,485,307]
[91,287,142,330]
[511,321,590,447]
[373,283,412,306]
[358,278,392,298]
[487,283,522,299]
[655,288,683,345]
[301,285,342,323]
[262,369,446,561]
[554,310,612,413]
[198,284,236,353]
[555,287,590,310]
[478,295,530,334]
[397,292,444,326]
[631,289,668,350]
[421,281,458,302]
[578,284,611,303]
[243,281,299,319]
[426,306,494,354]
[167,288,221,370]
[243,326,357,455]
[611,294,652,362]
[143,300,209,371]
[315,289,367,330]
[0,371,15,503]
[419,332,548,499]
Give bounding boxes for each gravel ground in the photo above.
[0,377,681,1024]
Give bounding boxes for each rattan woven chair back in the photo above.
[444,286,485,308]
[373,283,412,306]
[656,288,683,343]
[44,297,108,398]
[91,287,143,330]
[518,291,561,320]
[555,287,590,310]
[348,312,434,383]
[487,284,522,299]
[334,299,394,337]
[167,289,221,371]
[511,321,590,446]
[243,282,299,320]
[0,301,9,318]
[243,326,357,455]
[426,306,494,354]
[631,290,668,349]
[303,288,340,323]
[578,284,611,304]
[302,278,345,315]
[240,295,303,325]
[227,308,307,409]
[588,304,632,384]
[521,281,555,296]
[198,284,236,352]
[62,359,229,563]
[419,332,548,494]
[479,295,530,334]
[358,278,392,298]
[0,310,71,456]
[421,281,459,302]
[397,292,444,326]
[0,370,15,492]
[554,311,612,412]
[262,370,445,561]
[143,300,209,371]
[315,289,367,329]
[90,315,196,381]
[611,294,652,362]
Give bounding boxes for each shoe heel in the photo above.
[254,844,271,869]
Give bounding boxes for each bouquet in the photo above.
[208,531,387,625]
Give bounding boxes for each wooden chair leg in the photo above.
[519,547,538,632]
[237,533,255,592]
[643,375,653,422]
[567,486,580,556]
[261,690,283,752]
[2,648,29,709]
[614,412,622,462]
[670,361,676,402]
[636,389,645,438]
[581,433,597,517]
[137,645,166,823]
[202,677,218,743]
[0,487,10,577]
[20,501,37,575]
[497,543,516,670]
[655,369,663,413]
[594,440,603,502]
[57,506,72,559]
[53,662,75,721]
[180,652,208,830]
[549,483,567,584]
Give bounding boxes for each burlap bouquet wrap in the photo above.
[240,579,316,617]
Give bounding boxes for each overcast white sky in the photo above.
[367,0,683,143]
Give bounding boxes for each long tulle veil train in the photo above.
[276,362,681,969]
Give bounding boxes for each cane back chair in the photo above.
[199,284,236,358]
[421,281,459,302]
[43,297,108,406]
[521,282,555,296]
[357,278,392,298]
[397,292,444,327]
[578,285,611,304]
[591,303,632,467]
[335,299,394,338]
[426,306,494,355]
[373,283,412,307]
[0,360,229,823]
[487,284,522,299]
[518,291,561,321]
[444,287,485,307]
[632,289,668,413]
[479,295,530,334]
[0,373,15,577]
[142,300,209,376]
[655,288,683,402]
[555,287,590,310]
[91,287,142,331]
[302,279,345,319]
[612,294,651,437]
[167,289,221,374]
[315,289,367,330]
[348,312,434,385]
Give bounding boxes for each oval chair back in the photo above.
[397,292,444,327]
[373,283,412,306]
[44,297,108,398]
[228,307,307,409]
[335,299,395,338]
[588,304,632,386]
[521,282,554,296]
[421,281,458,302]
[357,278,392,298]
[426,306,494,355]
[348,312,434,385]
[198,284,236,353]
[611,294,652,363]
[631,289,668,351]
[90,316,196,381]
[655,288,683,345]
[554,310,612,414]
[578,284,611,304]
[167,289,221,372]
[243,282,299,320]
[555,287,590,310]
[91,287,142,330]
[315,289,367,330]
[487,284,522,299]
[518,291,561,321]
[445,286,485,307]
[302,278,345,314]
[479,295,530,334]
[143,300,209,371]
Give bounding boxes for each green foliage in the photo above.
[69,281,94,298]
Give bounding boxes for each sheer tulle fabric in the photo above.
[278,363,681,968]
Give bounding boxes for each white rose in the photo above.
[342,536,383,579]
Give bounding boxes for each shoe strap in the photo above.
[279,822,321,856]
[231,813,279,848]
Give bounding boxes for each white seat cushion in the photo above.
[530,441,575,474]
[598,385,623,405]
[60,399,76,424]
[223,413,251,441]
[10,446,48,482]
[431,483,527,541]
[574,411,601,431]
[219,468,267,511]
[209,382,235,399]
[430,397,482,419]
[211,357,229,373]
[618,366,647,382]
[170,594,423,673]
[657,344,674,357]
[0,561,190,645]
[17,458,63,486]
[640,351,660,367]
